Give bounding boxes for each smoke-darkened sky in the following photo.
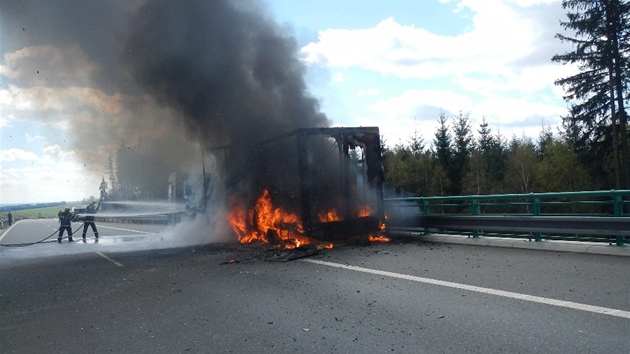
[0,0,329,204]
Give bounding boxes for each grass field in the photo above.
[1,206,69,230]
[11,206,67,219]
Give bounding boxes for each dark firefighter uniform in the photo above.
[82,203,99,241]
[58,208,74,242]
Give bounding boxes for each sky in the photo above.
[0,0,576,204]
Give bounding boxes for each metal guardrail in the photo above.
[384,190,630,246]
[93,213,186,225]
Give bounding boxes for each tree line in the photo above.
[382,112,594,197]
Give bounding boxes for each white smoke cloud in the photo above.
[0,45,97,87]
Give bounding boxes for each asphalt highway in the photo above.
[1,219,629,353]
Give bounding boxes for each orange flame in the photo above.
[367,220,388,243]
[229,189,385,248]
[358,205,372,217]
[318,209,342,222]
[228,189,311,248]
[368,235,390,243]
[318,242,334,249]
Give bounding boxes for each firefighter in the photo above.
[82,202,99,241]
[58,208,74,242]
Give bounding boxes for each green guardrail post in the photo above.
[422,199,430,234]
[613,193,624,246]
[471,197,479,238]
[532,195,542,242]
[613,193,622,216]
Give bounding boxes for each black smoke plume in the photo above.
[1,0,329,194]
[123,0,330,208]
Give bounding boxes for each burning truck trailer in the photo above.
[214,126,387,249]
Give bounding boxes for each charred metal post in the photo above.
[364,131,385,221]
[333,132,347,219]
[296,130,313,234]
[341,132,352,220]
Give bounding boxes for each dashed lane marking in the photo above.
[96,252,124,267]
[301,259,630,320]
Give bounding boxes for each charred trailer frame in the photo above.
[261,127,385,241]
[207,127,385,241]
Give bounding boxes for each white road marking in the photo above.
[0,225,14,243]
[1,220,52,243]
[96,252,124,267]
[301,259,630,320]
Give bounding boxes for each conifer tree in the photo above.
[99,177,109,202]
[552,0,630,188]
[503,137,538,194]
[432,112,452,193]
[451,112,473,195]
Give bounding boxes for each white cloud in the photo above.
[472,96,565,128]
[361,89,475,146]
[356,88,381,97]
[0,148,98,203]
[454,63,578,97]
[331,73,345,83]
[42,144,76,160]
[300,1,542,80]
[505,0,558,6]
[1,164,97,203]
[0,148,38,162]
[367,89,474,119]
[0,112,15,128]
[25,133,45,143]
[42,144,63,156]
[298,0,570,97]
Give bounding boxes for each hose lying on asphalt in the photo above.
[0,222,86,247]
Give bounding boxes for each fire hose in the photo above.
[0,222,86,247]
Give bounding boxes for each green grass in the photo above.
[1,206,69,229]
[13,206,67,219]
